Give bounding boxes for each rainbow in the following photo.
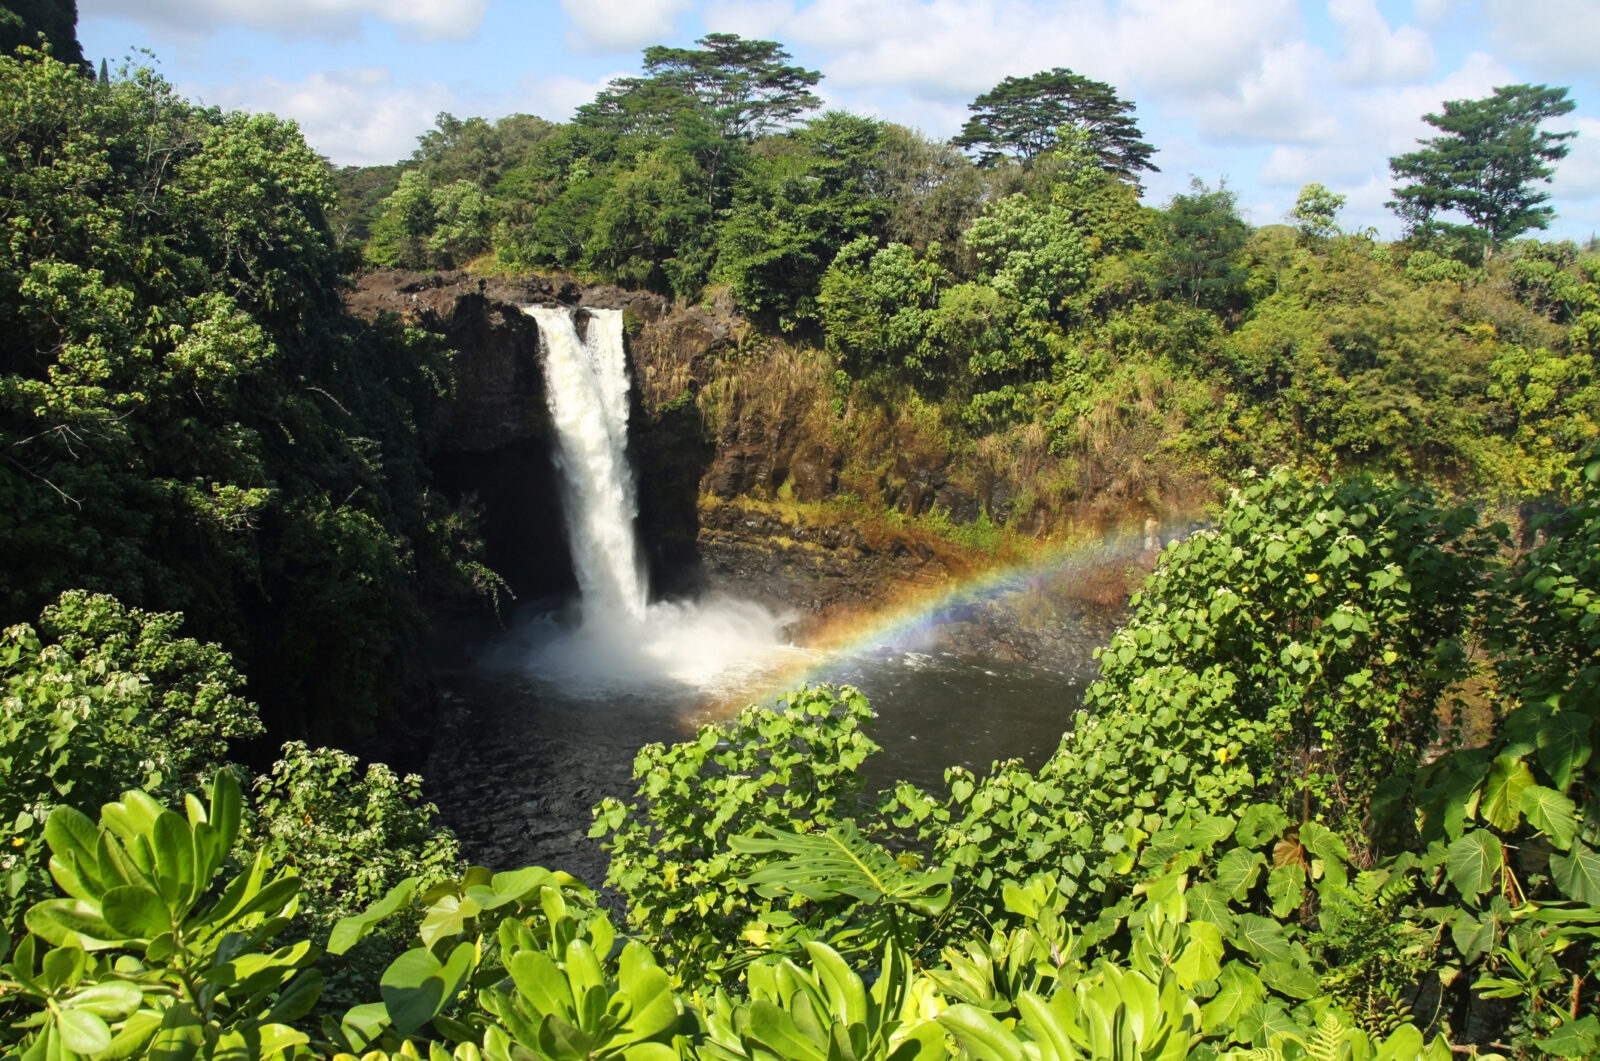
[700,527,1159,716]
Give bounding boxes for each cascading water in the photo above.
[510,304,798,696]
[527,307,647,623]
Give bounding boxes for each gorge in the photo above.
[391,278,1131,879]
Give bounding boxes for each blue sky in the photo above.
[77,0,1600,241]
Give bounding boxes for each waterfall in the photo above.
[528,306,647,623]
[516,304,798,695]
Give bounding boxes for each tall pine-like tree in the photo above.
[1388,83,1576,249]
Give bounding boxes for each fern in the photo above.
[732,821,953,914]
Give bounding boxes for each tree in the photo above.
[1287,181,1345,240]
[1388,83,1576,248]
[1155,177,1250,310]
[580,33,822,144]
[0,0,84,67]
[951,67,1157,185]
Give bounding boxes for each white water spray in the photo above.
[515,305,799,695]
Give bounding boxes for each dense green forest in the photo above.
[1,14,1598,1061]
[338,35,1595,533]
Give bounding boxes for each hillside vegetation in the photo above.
[340,37,1596,538]
[0,29,1597,1061]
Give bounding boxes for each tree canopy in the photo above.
[578,33,821,143]
[1388,83,1577,249]
[0,0,83,67]
[951,67,1157,184]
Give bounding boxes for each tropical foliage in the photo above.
[2,19,1598,1061]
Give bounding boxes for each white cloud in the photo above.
[1410,0,1463,24]
[1328,0,1434,85]
[80,0,487,40]
[510,72,633,123]
[1482,0,1600,79]
[1185,39,1340,144]
[1550,116,1600,201]
[200,68,456,166]
[1113,0,1301,94]
[707,0,1303,106]
[560,0,693,54]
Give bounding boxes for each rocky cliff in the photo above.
[346,270,980,622]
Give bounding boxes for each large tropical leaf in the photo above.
[733,822,952,914]
[1445,830,1502,898]
[1549,842,1600,904]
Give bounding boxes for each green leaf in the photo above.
[1537,715,1592,792]
[1445,831,1502,897]
[937,1004,1025,1061]
[62,982,142,1019]
[1266,863,1304,918]
[735,822,952,912]
[56,1008,113,1054]
[1231,914,1295,965]
[802,942,867,1027]
[1236,805,1290,847]
[328,876,420,955]
[101,886,172,939]
[1186,882,1235,931]
[1549,842,1600,904]
[1258,961,1320,1000]
[1214,848,1266,901]
[25,899,128,950]
[1535,1014,1600,1058]
[1480,756,1534,832]
[380,943,474,1037]
[747,999,828,1061]
[1520,785,1578,850]
[1200,963,1266,1040]
[508,950,575,1017]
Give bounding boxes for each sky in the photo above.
[76,0,1600,241]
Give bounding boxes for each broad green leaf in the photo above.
[1236,805,1290,847]
[150,812,194,909]
[1480,756,1534,832]
[1445,831,1502,897]
[1186,882,1235,931]
[62,982,142,1019]
[328,877,419,955]
[802,942,867,1027]
[735,823,952,913]
[56,1008,113,1054]
[267,970,324,1024]
[1534,1014,1599,1058]
[1017,992,1074,1061]
[25,899,128,950]
[1549,842,1600,905]
[1258,961,1320,1000]
[101,886,171,939]
[1231,914,1295,965]
[1214,848,1266,901]
[1537,714,1592,792]
[1266,863,1304,918]
[937,1004,1025,1061]
[1171,920,1223,987]
[1200,963,1265,1040]
[507,950,574,1017]
[747,999,827,1061]
[43,806,102,900]
[381,946,457,1036]
[1519,785,1578,850]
